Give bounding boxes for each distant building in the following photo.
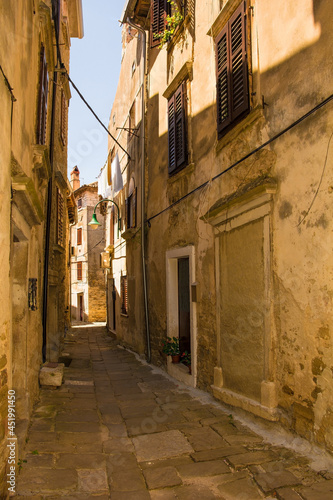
[70,167,106,323]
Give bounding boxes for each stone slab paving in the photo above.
[12,324,333,499]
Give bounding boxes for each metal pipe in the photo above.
[126,18,151,363]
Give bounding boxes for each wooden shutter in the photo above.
[37,45,48,144]
[151,0,168,48]
[132,187,137,228]
[77,262,82,281]
[230,1,249,121]
[216,1,249,136]
[57,188,64,246]
[216,25,231,134]
[60,89,67,145]
[168,82,186,174]
[121,275,128,314]
[125,197,129,229]
[77,227,82,245]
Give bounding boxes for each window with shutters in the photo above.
[77,197,82,209]
[121,275,128,315]
[37,44,49,145]
[77,261,82,281]
[168,82,187,175]
[150,0,171,47]
[125,178,137,229]
[57,187,64,246]
[77,227,82,246]
[215,1,249,138]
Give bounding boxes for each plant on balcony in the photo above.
[154,0,184,48]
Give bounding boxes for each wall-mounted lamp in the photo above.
[88,198,121,237]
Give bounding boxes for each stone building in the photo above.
[113,0,333,454]
[0,0,83,493]
[70,167,106,323]
[102,21,147,353]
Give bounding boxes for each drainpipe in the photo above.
[126,18,151,363]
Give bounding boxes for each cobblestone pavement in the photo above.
[14,324,333,499]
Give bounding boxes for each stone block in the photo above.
[39,363,64,387]
[143,466,182,489]
[254,470,301,492]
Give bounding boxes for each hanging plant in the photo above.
[154,0,184,49]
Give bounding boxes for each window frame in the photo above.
[215,0,249,138]
[56,187,64,247]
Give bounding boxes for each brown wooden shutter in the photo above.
[57,188,64,246]
[168,96,176,174]
[230,1,249,121]
[125,197,129,229]
[60,89,67,145]
[175,82,186,168]
[216,25,230,134]
[216,1,249,136]
[132,187,137,228]
[37,45,48,144]
[77,227,82,245]
[151,0,168,48]
[121,275,128,314]
[77,261,82,281]
[168,82,186,174]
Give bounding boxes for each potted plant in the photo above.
[181,351,191,373]
[162,336,181,363]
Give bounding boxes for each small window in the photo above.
[132,61,136,76]
[77,198,82,209]
[121,275,128,315]
[77,261,82,281]
[128,101,136,140]
[57,187,64,246]
[110,206,115,246]
[37,44,48,145]
[215,1,249,137]
[168,82,187,175]
[77,227,82,246]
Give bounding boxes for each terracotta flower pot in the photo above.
[171,354,180,363]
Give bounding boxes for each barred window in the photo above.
[57,188,64,246]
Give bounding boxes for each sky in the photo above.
[67,0,124,186]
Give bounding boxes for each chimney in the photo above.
[70,166,80,191]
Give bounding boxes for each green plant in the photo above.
[154,0,184,48]
[31,450,39,455]
[17,458,27,471]
[181,351,191,366]
[162,336,180,356]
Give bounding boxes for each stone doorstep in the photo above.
[39,363,65,387]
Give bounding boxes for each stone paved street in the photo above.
[14,325,333,499]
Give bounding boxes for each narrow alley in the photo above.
[15,324,333,499]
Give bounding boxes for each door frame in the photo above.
[166,246,197,387]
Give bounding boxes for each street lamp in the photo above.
[88,198,121,237]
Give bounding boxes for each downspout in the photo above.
[126,18,151,363]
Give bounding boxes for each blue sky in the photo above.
[67,0,123,186]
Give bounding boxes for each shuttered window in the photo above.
[60,89,67,145]
[57,188,64,246]
[77,227,82,246]
[77,261,82,281]
[168,82,187,175]
[121,275,128,315]
[125,187,137,229]
[37,44,48,145]
[151,0,170,47]
[216,1,249,137]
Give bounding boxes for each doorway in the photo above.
[166,246,197,387]
[78,293,84,321]
[107,277,116,331]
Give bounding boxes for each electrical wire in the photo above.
[146,93,333,225]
